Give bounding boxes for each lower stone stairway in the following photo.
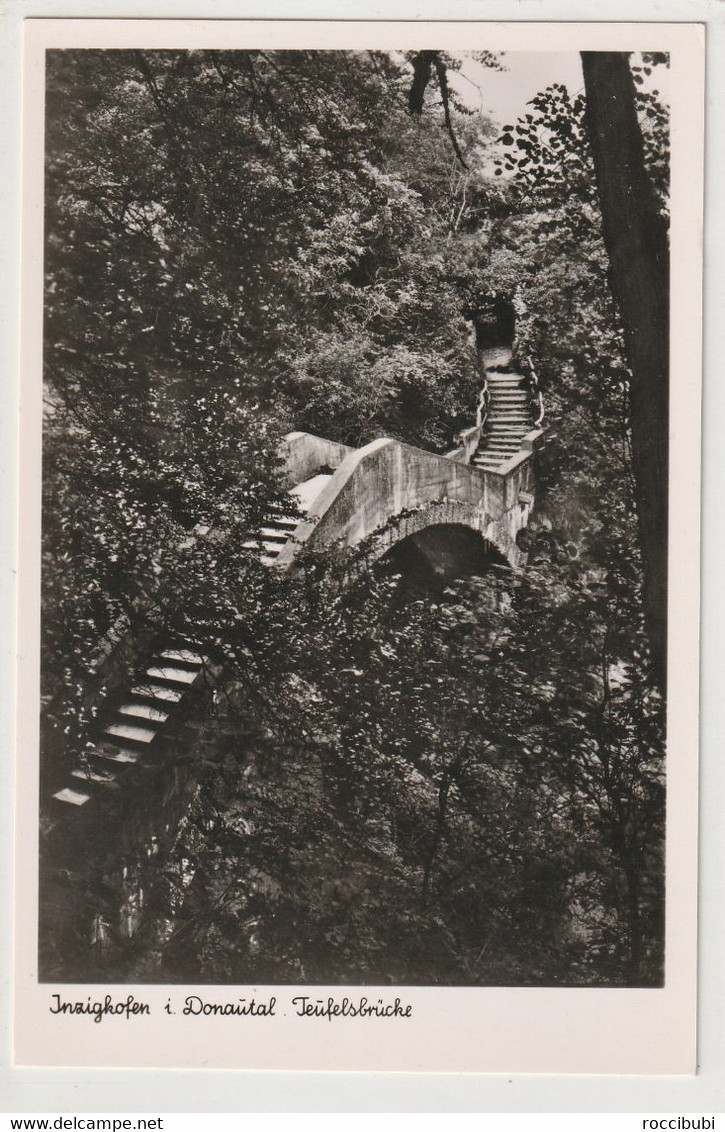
[51,646,209,809]
[51,473,336,809]
[472,371,535,472]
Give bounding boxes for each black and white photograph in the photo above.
[14,18,703,1074]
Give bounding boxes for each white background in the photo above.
[1,0,723,1114]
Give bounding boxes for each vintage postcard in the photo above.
[14,18,703,1072]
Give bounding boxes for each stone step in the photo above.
[104,721,158,745]
[118,702,169,724]
[94,744,141,766]
[259,525,290,538]
[71,765,118,788]
[260,527,291,543]
[244,536,287,554]
[145,664,199,687]
[130,682,184,704]
[52,786,92,807]
[159,648,205,668]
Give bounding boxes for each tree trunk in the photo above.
[581,52,669,692]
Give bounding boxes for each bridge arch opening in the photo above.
[377,522,511,592]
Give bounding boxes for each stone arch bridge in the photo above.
[266,420,541,572]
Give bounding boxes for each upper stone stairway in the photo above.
[472,370,536,473]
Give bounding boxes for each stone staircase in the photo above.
[244,471,332,565]
[253,515,301,567]
[51,646,209,809]
[472,370,535,473]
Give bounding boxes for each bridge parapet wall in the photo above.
[282,431,353,487]
[445,424,484,464]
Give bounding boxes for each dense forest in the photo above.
[41,48,668,986]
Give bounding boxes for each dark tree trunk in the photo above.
[581,52,669,692]
[408,51,468,169]
[408,50,437,114]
